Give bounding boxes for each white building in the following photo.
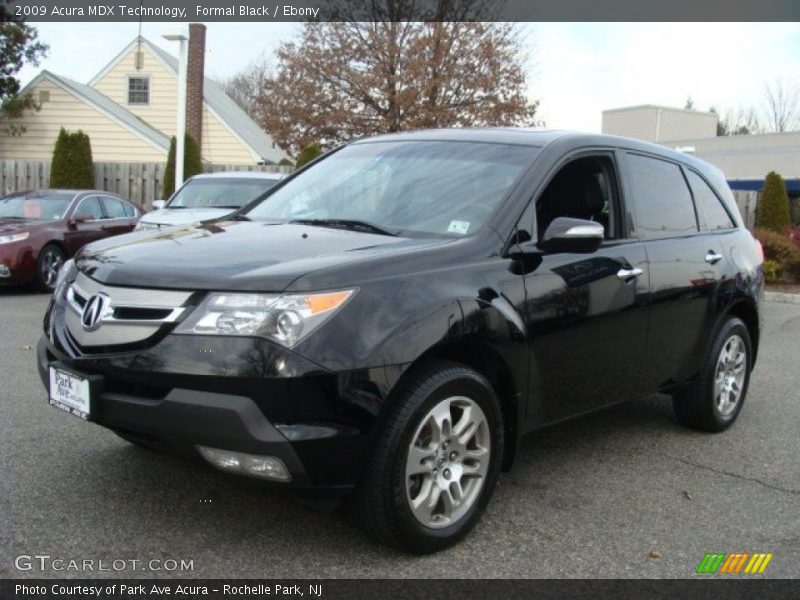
[602,105,800,224]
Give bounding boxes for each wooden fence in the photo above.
[0,160,294,211]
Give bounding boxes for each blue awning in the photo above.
[728,178,800,194]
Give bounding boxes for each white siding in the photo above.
[92,43,259,164]
[201,107,257,163]
[91,44,180,138]
[0,79,165,161]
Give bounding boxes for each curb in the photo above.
[765,291,800,305]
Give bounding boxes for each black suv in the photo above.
[39,129,763,553]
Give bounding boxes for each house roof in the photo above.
[16,71,171,152]
[90,36,287,164]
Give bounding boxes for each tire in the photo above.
[35,244,66,293]
[352,360,503,554]
[673,316,752,432]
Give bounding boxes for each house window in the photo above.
[127,76,150,105]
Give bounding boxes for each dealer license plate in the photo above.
[49,366,91,420]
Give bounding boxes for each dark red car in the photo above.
[0,190,141,291]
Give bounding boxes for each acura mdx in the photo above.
[38,129,764,553]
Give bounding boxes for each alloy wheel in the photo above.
[405,396,490,529]
[41,250,63,289]
[714,334,747,417]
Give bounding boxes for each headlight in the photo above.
[0,232,29,245]
[53,258,76,299]
[175,290,355,348]
[134,222,161,231]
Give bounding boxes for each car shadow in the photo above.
[42,394,684,570]
[0,285,41,297]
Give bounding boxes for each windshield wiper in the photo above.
[0,216,27,220]
[289,218,399,237]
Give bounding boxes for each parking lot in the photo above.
[1,290,798,579]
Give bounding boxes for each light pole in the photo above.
[162,29,188,188]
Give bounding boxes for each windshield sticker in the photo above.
[447,220,471,235]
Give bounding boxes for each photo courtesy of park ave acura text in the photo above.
[0,0,798,594]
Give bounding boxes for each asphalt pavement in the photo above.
[1,290,798,578]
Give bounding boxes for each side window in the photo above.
[122,202,137,217]
[626,154,697,239]
[686,171,735,231]
[74,196,105,220]
[536,155,620,240]
[101,196,127,219]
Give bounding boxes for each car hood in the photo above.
[139,207,236,226]
[76,220,451,292]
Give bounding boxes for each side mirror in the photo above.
[151,200,166,210]
[70,214,92,225]
[538,217,604,254]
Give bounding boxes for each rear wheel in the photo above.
[352,360,503,553]
[673,317,752,432]
[35,244,66,293]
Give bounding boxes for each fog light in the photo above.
[0,263,10,278]
[197,446,291,481]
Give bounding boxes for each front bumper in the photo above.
[0,243,35,284]
[37,331,381,492]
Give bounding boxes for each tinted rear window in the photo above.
[686,170,735,231]
[627,154,697,239]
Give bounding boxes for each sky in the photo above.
[17,22,800,133]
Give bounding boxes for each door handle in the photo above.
[705,251,723,265]
[617,267,643,281]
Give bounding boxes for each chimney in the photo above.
[185,23,206,151]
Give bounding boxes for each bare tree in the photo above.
[761,78,800,133]
[716,105,761,136]
[256,4,538,154]
[221,53,272,124]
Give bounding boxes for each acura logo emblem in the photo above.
[81,293,111,331]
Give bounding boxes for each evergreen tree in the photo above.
[162,133,203,198]
[755,171,791,231]
[49,128,94,188]
[295,144,322,168]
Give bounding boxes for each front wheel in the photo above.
[352,360,503,553]
[35,244,66,293]
[673,316,752,432]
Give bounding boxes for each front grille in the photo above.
[63,272,193,349]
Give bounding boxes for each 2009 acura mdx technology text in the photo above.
[39,129,764,553]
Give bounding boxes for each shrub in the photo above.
[295,144,322,168]
[50,128,94,188]
[754,227,800,282]
[786,224,800,250]
[762,260,781,284]
[755,171,791,231]
[162,133,204,198]
[278,158,294,167]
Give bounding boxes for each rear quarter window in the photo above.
[626,153,698,239]
[686,170,735,231]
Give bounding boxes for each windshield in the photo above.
[0,193,73,220]
[167,177,280,209]
[246,141,537,236]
